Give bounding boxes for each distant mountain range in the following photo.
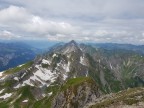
[88,43,144,55]
[0,42,41,71]
[0,40,144,108]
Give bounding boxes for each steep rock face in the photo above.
[52,78,100,108]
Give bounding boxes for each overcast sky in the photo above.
[0,0,144,44]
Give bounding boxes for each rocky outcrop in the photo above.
[52,79,100,108]
[88,87,144,108]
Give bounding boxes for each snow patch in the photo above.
[62,61,71,80]
[0,71,4,77]
[0,89,4,94]
[21,72,26,78]
[63,62,70,72]
[57,60,70,73]
[52,53,57,58]
[18,64,24,67]
[42,94,46,97]
[22,100,28,102]
[73,75,76,78]
[48,92,52,96]
[86,70,88,77]
[98,59,101,63]
[80,47,83,51]
[14,77,19,81]
[42,59,51,64]
[0,75,7,80]
[110,63,113,69]
[67,54,71,58]
[57,61,61,67]
[80,56,86,66]
[22,79,34,87]
[14,84,21,89]
[63,74,68,80]
[0,93,12,99]
[28,67,32,70]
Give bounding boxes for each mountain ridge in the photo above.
[0,40,144,108]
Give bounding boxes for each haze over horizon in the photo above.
[0,0,144,44]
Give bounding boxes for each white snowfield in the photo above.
[0,93,12,99]
[14,64,58,88]
[14,56,71,88]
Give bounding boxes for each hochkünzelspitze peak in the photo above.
[65,40,78,47]
[48,40,82,54]
[61,40,81,54]
[68,40,77,45]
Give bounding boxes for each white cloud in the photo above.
[21,16,79,35]
[0,5,80,39]
[3,0,144,19]
[0,1,144,44]
[0,30,21,39]
[0,5,31,23]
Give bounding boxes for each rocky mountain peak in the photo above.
[68,40,77,45]
[65,40,78,48]
[49,40,81,54]
[60,40,81,54]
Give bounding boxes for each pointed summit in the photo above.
[66,40,78,46]
[65,40,78,47]
[49,40,81,54]
[69,40,77,44]
[62,40,80,54]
